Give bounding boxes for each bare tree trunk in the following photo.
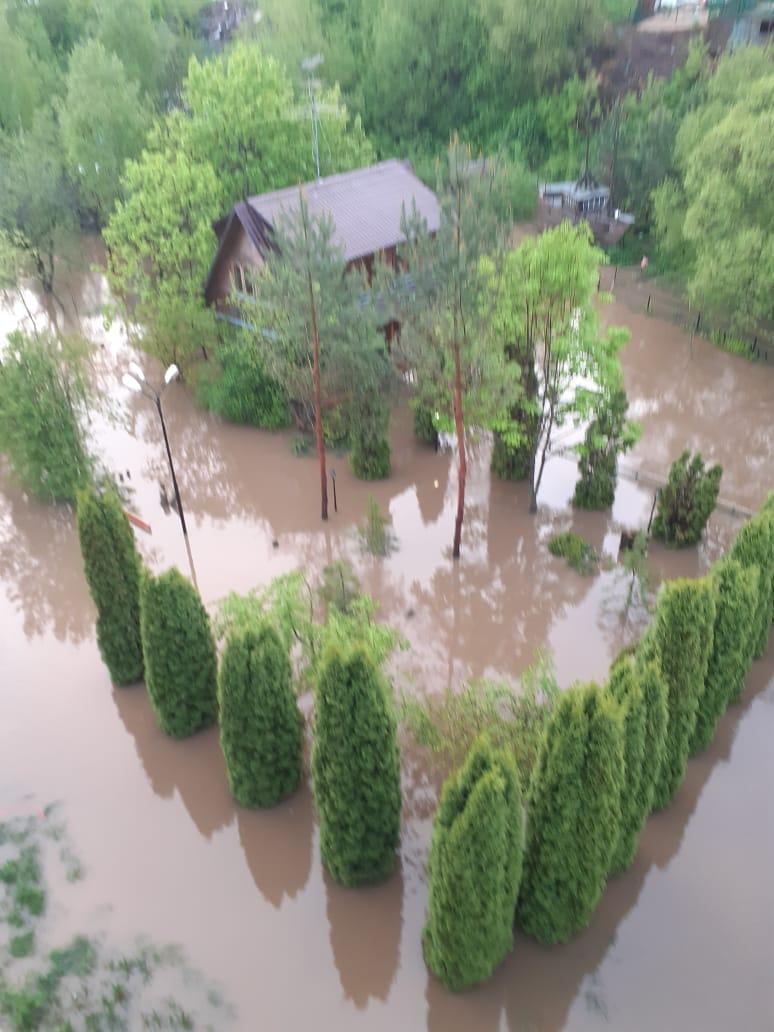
[528,449,538,514]
[452,341,466,559]
[308,268,328,521]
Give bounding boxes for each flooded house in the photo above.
[203,160,441,326]
[538,171,634,246]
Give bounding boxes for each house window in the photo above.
[232,262,257,296]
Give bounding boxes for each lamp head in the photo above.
[128,361,145,382]
[122,373,143,394]
[164,364,180,386]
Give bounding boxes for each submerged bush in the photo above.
[573,387,639,510]
[491,431,531,482]
[76,487,144,685]
[548,531,598,575]
[423,736,524,990]
[139,569,218,738]
[691,558,759,753]
[311,644,401,886]
[413,403,438,447]
[651,451,722,546]
[518,683,625,944]
[729,509,774,658]
[350,392,391,479]
[196,336,290,429]
[359,495,396,556]
[218,623,303,807]
[606,657,647,874]
[650,578,716,808]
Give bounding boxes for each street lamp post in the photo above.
[122,362,197,587]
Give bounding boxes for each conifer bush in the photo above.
[650,578,716,809]
[218,623,303,807]
[139,569,218,738]
[311,645,401,886]
[423,736,524,991]
[651,451,722,546]
[76,487,144,686]
[691,558,759,753]
[729,510,774,657]
[632,658,669,820]
[518,683,625,944]
[606,657,647,874]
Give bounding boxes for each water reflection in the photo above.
[237,786,314,908]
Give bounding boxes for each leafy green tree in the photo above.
[651,451,722,547]
[573,384,640,509]
[0,331,92,502]
[487,222,628,512]
[76,487,144,686]
[729,509,774,659]
[0,11,47,132]
[518,683,625,944]
[139,568,218,738]
[394,141,518,558]
[104,148,220,370]
[240,197,388,519]
[653,49,774,334]
[691,558,759,753]
[0,107,76,293]
[650,578,716,809]
[423,736,524,990]
[311,644,401,886]
[606,657,647,874]
[59,40,150,225]
[218,623,303,807]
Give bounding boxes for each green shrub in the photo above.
[413,403,438,446]
[691,558,759,753]
[218,623,303,807]
[548,531,598,575]
[0,331,92,502]
[76,487,144,685]
[573,387,639,510]
[490,431,531,481]
[359,495,396,557]
[311,644,401,886]
[518,683,625,944]
[651,451,722,546]
[632,657,669,818]
[351,433,391,479]
[423,736,524,990]
[606,657,647,874]
[196,337,290,428]
[729,510,774,657]
[650,578,716,808]
[139,569,218,738]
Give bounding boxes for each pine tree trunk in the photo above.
[308,269,328,521]
[452,341,466,560]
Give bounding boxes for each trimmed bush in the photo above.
[729,510,774,657]
[631,656,669,821]
[311,644,401,886]
[518,683,625,944]
[218,623,303,807]
[423,736,524,990]
[651,451,722,547]
[76,487,144,686]
[606,657,647,874]
[650,578,716,809]
[573,387,638,510]
[139,569,218,738]
[691,558,759,753]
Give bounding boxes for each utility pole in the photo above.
[301,54,324,181]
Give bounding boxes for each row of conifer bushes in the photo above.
[75,487,774,992]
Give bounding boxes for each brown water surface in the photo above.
[1,257,773,1029]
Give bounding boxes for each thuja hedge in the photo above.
[652,451,722,547]
[650,577,716,809]
[606,658,647,874]
[518,683,625,944]
[691,558,759,754]
[76,487,144,686]
[139,569,218,738]
[218,623,303,808]
[311,644,401,886]
[729,509,774,658]
[423,736,523,991]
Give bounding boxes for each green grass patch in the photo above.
[548,532,599,575]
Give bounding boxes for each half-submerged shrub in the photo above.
[651,451,722,546]
[196,336,290,429]
[573,387,639,510]
[691,558,759,753]
[139,569,218,738]
[606,657,647,874]
[729,509,774,658]
[218,623,303,807]
[413,403,438,447]
[350,393,391,480]
[518,683,625,944]
[423,736,524,991]
[76,487,144,686]
[548,531,598,575]
[650,578,716,809]
[311,644,401,886]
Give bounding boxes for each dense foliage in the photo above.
[0,331,92,502]
[548,531,598,576]
[651,451,722,547]
[76,487,144,686]
[139,568,218,738]
[518,683,625,944]
[691,558,759,753]
[423,736,524,990]
[728,509,774,659]
[218,622,303,807]
[196,333,290,429]
[649,578,716,809]
[311,644,401,886]
[605,657,647,874]
[573,386,639,509]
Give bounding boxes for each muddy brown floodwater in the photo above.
[1,251,773,1030]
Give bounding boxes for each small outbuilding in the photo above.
[538,171,634,246]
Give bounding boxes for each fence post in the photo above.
[646,294,651,314]
[612,266,618,288]
[695,313,701,334]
